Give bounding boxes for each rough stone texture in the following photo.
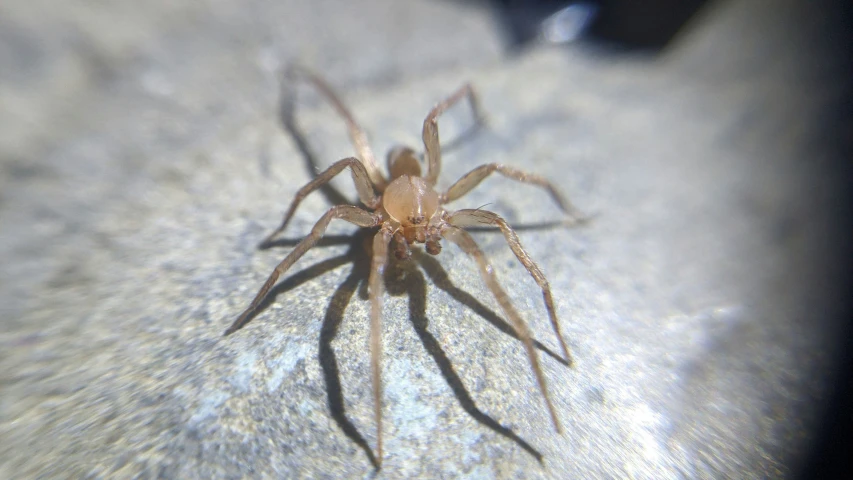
[1,0,849,478]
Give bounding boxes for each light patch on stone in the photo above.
[230,349,258,393]
[386,358,441,435]
[458,429,484,464]
[622,403,671,476]
[265,338,312,392]
[189,389,230,426]
[461,464,492,479]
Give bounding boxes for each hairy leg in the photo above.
[225,206,379,335]
[441,224,562,433]
[261,157,380,247]
[449,209,571,364]
[284,65,387,190]
[422,84,483,185]
[369,228,393,466]
[442,163,584,221]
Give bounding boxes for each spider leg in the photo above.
[284,65,388,190]
[225,205,379,336]
[261,157,381,247]
[423,84,483,186]
[442,164,584,221]
[449,209,572,365]
[368,228,393,467]
[440,224,563,433]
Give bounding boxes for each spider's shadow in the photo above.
[249,229,565,467]
[276,70,352,208]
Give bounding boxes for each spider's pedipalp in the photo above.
[425,238,442,255]
[392,231,412,260]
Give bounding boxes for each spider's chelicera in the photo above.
[226,66,584,466]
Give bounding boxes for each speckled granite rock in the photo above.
[1,0,849,478]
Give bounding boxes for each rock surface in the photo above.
[1,0,849,478]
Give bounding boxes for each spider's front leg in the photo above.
[261,157,381,248]
[441,223,563,434]
[368,227,393,466]
[448,209,572,365]
[225,205,379,335]
[422,84,483,186]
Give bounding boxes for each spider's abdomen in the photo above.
[383,175,439,227]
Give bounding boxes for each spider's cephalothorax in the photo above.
[225,66,585,468]
[383,146,444,260]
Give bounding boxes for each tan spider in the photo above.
[225,66,584,465]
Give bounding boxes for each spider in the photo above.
[225,66,584,466]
